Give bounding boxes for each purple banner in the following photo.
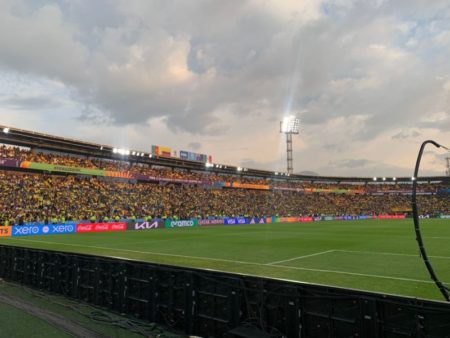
[0,158,20,168]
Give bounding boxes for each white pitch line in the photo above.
[266,250,335,265]
[335,249,450,260]
[273,264,442,284]
[2,238,444,285]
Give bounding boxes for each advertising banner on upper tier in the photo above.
[198,219,225,226]
[76,222,127,233]
[228,182,270,190]
[20,161,106,176]
[151,145,172,157]
[12,224,76,237]
[127,220,164,230]
[0,226,12,237]
[164,219,199,228]
[179,150,211,163]
[0,158,21,168]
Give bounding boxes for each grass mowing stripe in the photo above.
[266,250,335,265]
[5,237,441,285]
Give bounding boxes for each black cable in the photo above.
[412,140,450,302]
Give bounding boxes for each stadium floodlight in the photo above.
[100,146,103,150]
[280,115,300,174]
[382,177,386,181]
[3,127,10,134]
[132,151,136,156]
[411,176,416,181]
[205,162,213,168]
[112,148,118,154]
[149,154,152,158]
[373,177,377,181]
[393,177,396,181]
[280,115,300,134]
[237,167,243,172]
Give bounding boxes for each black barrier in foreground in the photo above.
[0,244,449,338]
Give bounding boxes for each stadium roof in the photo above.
[0,124,448,184]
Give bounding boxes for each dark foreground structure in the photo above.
[0,245,449,338]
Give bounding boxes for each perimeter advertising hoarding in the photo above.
[0,227,11,237]
[12,224,76,237]
[440,215,450,219]
[224,217,267,225]
[76,222,127,233]
[374,215,406,219]
[165,219,199,228]
[0,158,20,168]
[276,217,313,223]
[127,220,164,230]
[198,219,225,226]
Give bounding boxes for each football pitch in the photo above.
[1,219,450,301]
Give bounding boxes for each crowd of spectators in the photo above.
[0,170,448,226]
[0,145,447,191]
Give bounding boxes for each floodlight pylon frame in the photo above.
[286,132,293,174]
[280,117,300,175]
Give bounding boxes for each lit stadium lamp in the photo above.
[393,177,396,181]
[100,146,103,150]
[411,176,416,181]
[280,115,301,134]
[149,154,152,158]
[237,167,243,172]
[132,151,136,156]
[3,127,10,134]
[382,177,386,181]
[112,148,118,154]
[373,177,377,181]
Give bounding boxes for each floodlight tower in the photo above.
[280,115,300,174]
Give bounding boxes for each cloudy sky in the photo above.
[0,0,449,177]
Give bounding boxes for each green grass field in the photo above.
[1,219,450,301]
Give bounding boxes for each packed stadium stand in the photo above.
[0,126,448,226]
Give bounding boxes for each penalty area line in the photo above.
[266,250,335,265]
[3,238,442,285]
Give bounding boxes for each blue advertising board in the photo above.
[224,217,266,225]
[12,224,76,237]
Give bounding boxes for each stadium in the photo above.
[0,124,449,337]
[2,2,450,337]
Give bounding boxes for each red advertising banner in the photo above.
[374,215,406,219]
[76,222,127,233]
